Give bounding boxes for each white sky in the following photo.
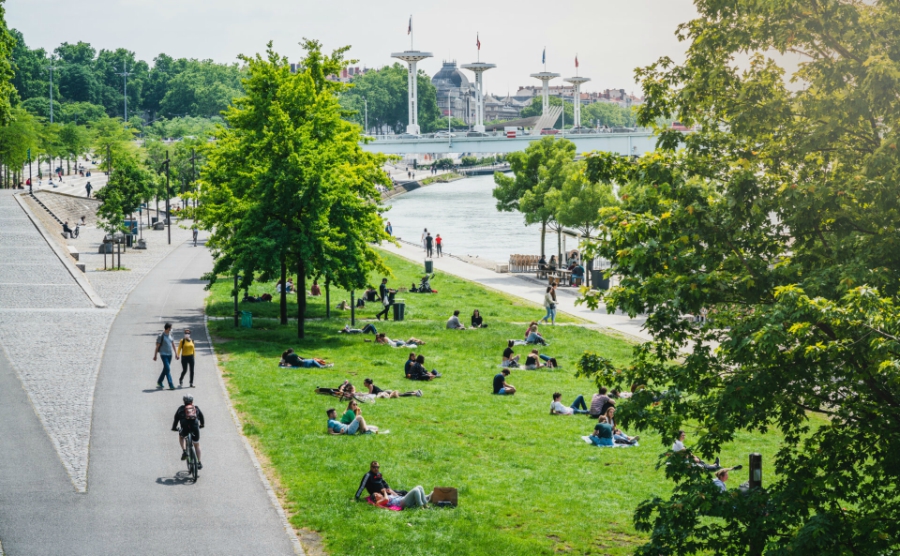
[7,0,698,96]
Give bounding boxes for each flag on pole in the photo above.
[575,54,579,68]
[477,33,481,51]
[408,16,412,35]
[542,48,546,65]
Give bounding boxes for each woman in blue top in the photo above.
[590,416,615,447]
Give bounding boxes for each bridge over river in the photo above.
[360,130,658,155]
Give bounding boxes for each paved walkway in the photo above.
[0,191,298,555]
[379,241,651,342]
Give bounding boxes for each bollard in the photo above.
[749,453,762,489]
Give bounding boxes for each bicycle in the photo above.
[178,426,201,482]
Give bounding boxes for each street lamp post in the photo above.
[116,63,133,125]
[46,57,59,124]
[364,98,368,135]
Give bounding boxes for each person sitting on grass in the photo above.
[339,323,378,335]
[310,280,321,296]
[326,407,378,435]
[471,309,487,328]
[589,387,615,418]
[524,321,538,340]
[604,406,639,445]
[589,416,615,447]
[336,300,351,310]
[279,349,331,368]
[526,324,548,345]
[673,430,724,471]
[374,333,425,347]
[550,392,589,415]
[713,468,730,492]
[524,349,557,369]
[407,355,440,380]
[502,340,520,368]
[446,310,466,330]
[363,378,422,398]
[492,369,516,395]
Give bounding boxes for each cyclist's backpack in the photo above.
[184,404,197,420]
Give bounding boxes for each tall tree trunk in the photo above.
[557,226,562,267]
[279,258,287,325]
[540,221,547,257]
[297,258,307,339]
[325,278,331,318]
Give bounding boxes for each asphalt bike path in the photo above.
[0,241,297,555]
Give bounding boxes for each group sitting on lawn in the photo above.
[404,353,441,380]
[326,405,381,435]
[355,461,433,509]
[374,333,426,347]
[279,349,332,368]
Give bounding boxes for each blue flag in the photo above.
[542,47,546,65]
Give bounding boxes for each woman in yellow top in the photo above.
[177,328,196,387]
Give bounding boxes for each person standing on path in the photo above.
[376,278,394,321]
[435,234,443,257]
[192,224,199,246]
[541,286,556,325]
[425,233,434,258]
[154,323,177,390]
[85,182,92,198]
[177,328,196,388]
[421,228,428,250]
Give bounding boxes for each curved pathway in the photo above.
[0,239,299,555]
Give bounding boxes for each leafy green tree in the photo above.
[57,122,91,173]
[520,96,636,129]
[58,101,106,124]
[493,136,575,257]
[91,116,135,173]
[20,97,59,120]
[10,29,49,102]
[159,59,243,117]
[93,48,149,118]
[579,1,900,554]
[0,2,19,126]
[198,40,390,338]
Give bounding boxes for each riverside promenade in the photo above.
[379,241,650,342]
[0,190,299,555]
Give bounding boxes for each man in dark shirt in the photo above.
[376,278,393,320]
[355,461,395,500]
[407,354,439,380]
[425,233,434,258]
[493,369,516,395]
[171,395,206,468]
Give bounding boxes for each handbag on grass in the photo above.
[431,487,458,507]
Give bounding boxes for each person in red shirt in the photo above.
[435,234,443,257]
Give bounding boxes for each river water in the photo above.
[385,174,553,263]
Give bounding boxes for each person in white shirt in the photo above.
[549,392,589,415]
[673,430,721,471]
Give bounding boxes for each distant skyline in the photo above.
[7,0,698,96]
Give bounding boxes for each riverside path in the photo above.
[0,190,298,555]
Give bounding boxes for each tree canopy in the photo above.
[340,63,441,134]
[579,1,900,553]
[196,40,391,338]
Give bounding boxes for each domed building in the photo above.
[431,61,476,125]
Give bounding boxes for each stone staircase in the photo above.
[31,190,101,226]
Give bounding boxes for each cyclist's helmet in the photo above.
[183,395,194,404]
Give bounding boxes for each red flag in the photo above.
[477,33,481,51]
[575,55,579,68]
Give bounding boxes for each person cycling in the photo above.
[171,395,205,469]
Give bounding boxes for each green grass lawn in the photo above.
[207,251,790,555]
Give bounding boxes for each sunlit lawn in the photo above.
[207,251,791,555]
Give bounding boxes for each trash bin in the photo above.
[424,259,433,273]
[240,311,252,328]
[590,270,609,290]
[151,217,159,225]
[125,234,133,247]
[392,300,405,321]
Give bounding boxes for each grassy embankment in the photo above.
[206,251,790,555]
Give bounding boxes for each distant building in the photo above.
[484,93,527,121]
[290,63,370,82]
[431,61,476,124]
[512,85,643,108]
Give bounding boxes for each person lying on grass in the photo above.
[524,349,557,369]
[406,354,441,380]
[372,488,432,510]
[589,416,615,447]
[550,392,589,415]
[446,310,467,330]
[339,324,378,335]
[525,323,549,345]
[326,407,379,435]
[355,461,432,508]
[502,340,520,368]
[279,349,331,368]
[364,378,422,398]
[492,369,516,395]
[374,333,425,347]
[604,406,639,445]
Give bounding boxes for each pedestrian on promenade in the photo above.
[425,233,434,258]
[192,224,199,246]
[85,182,92,198]
[421,228,428,250]
[177,328,196,388]
[154,323,177,390]
[376,278,394,321]
[435,234,443,257]
[385,221,393,236]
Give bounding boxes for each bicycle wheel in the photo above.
[189,445,198,482]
